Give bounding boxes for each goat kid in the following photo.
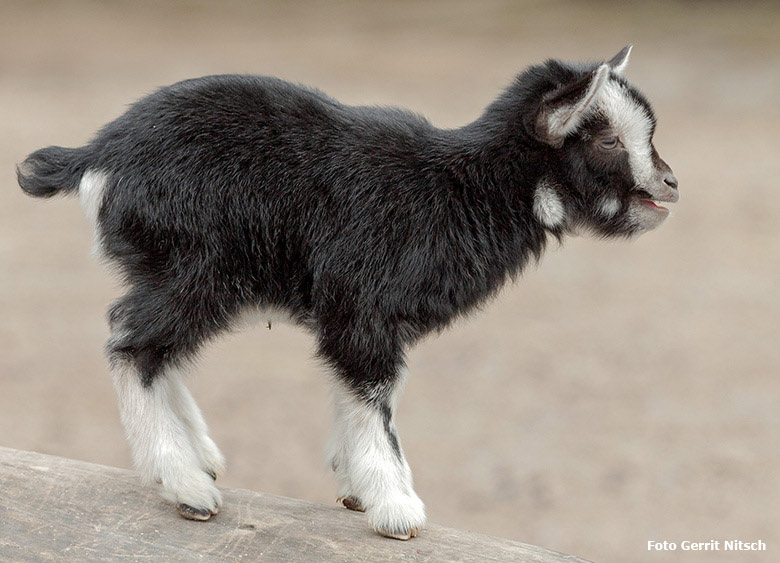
[18,46,677,540]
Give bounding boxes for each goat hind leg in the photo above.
[110,358,222,520]
[167,372,226,481]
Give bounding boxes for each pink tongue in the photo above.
[643,200,663,209]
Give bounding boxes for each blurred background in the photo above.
[1,1,778,561]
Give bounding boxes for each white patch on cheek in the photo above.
[599,197,621,217]
[533,179,565,228]
[597,82,655,187]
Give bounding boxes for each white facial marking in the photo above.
[327,373,426,538]
[596,81,655,187]
[111,362,223,512]
[78,169,109,256]
[533,179,565,228]
[599,197,621,218]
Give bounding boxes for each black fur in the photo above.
[17,146,89,197]
[18,60,661,405]
[381,405,402,460]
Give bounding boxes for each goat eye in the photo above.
[599,136,620,150]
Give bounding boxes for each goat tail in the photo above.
[17,146,90,198]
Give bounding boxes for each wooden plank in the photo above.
[0,447,590,562]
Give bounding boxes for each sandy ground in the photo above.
[1,1,779,561]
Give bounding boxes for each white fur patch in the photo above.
[596,82,655,187]
[533,180,565,228]
[599,197,621,217]
[111,362,223,512]
[327,374,425,538]
[78,169,109,256]
[168,375,226,479]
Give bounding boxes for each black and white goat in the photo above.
[18,46,677,539]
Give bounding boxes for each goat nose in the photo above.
[663,173,678,190]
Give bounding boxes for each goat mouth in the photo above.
[638,199,670,213]
[633,188,676,213]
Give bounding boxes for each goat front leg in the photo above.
[110,358,222,520]
[327,368,425,540]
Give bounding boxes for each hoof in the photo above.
[177,503,216,521]
[377,527,420,541]
[338,495,365,512]
[158,468,222,519]
[367,493,426,541]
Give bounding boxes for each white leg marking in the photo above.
[111,362,221,514]
[167,371,226,479]
[327,374,425,539]
[78,169,109,257]
[533,179,565,228]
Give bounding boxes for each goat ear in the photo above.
[534,63,609,148]
[608,45,632,75]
